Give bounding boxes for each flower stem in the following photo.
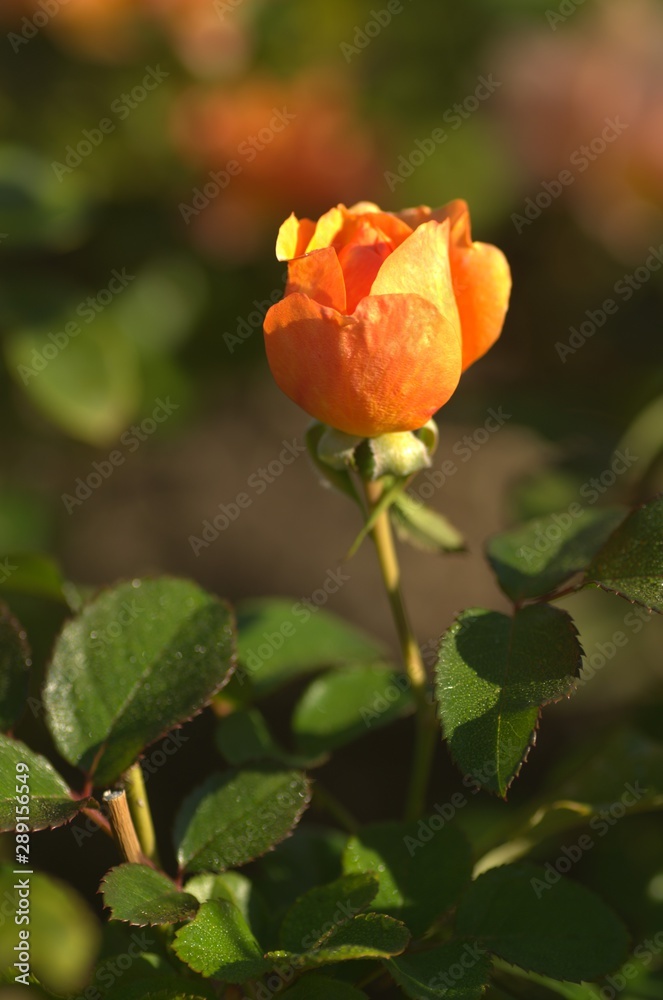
[364,479,438,821]
[103,788,145,864]
[125,763,160,865]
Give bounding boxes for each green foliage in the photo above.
[343,820,472,936]
[43,577,235,783]
[184,871,272,946]
[0,734,85,831]
[1,498,659,995]
[0,554,68,604]
[346,475,411,558]
[113,255,207,357]
[292,664,414,755]
[83,943,184,1000]
[455,864,630,982]
[174,765,311,874]
[254,825,349,928]
[235,597,385,695]
[586,495,663,611]
[104,983,215,1000]
[0,145,91,250]
[6,321,143,446]
[279,873,379,952]
[391,493,466,553]
[172,899,268,982]
[266,912,410,968]
[547,726,663,813]
[4,3,663,996]
[491,965,604,999]
[486,506,626,603]
[0,867,100,994]
[101,864,199,925]
[387,941,492,999]
[281,975,369,998]
[435,605,582,796]
[216,707,322,767]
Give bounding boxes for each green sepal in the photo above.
[390,493,465,554]
[305,423,363,506]
[316,426,364,471]
[346,476,410,559]
[355,430,433,481]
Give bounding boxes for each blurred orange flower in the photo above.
[145,0,258,77]
[263,200,511,438]
[1,0,257,71]
[172,76,383,261]
[495,0,663,254]
[41,0,142,62]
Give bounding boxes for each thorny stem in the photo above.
[364,479,438,821]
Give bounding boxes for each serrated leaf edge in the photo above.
[99,863,200,927]
[177,768,313,875]
[436,608,583,799]
[43,575,237,783]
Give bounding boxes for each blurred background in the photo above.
[1,0,663,983]
[1,0,662,694]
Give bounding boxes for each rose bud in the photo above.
[263,200,511,438]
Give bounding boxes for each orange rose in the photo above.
[263,200,511,439]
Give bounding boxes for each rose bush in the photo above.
[263,199,511,437]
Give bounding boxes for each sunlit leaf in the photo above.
[101,864,199,925]
[44,577,235,784]
[175,765,310,874]
[435,605,581,796]
[0,735,83,831]
[292,665,413,756]
[343,821,472,936]
[172,900,268,982]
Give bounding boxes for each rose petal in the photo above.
[348,209,413,249]
[394,205,434,229]
[264,291,462,437]
[454,239,511,370]
[285,246,347,312]
[338,242,391,313]
[276,213,316,261]
[394,201,511,369]
[305,206,348,253]
[395,201,462,230]
[347,201,382,213]
[370,219,462,339]
[267,201,511,437]
[336,220,393,312]
[443,201,512,369]
[303,204,413,257]
[439,198,470,235]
